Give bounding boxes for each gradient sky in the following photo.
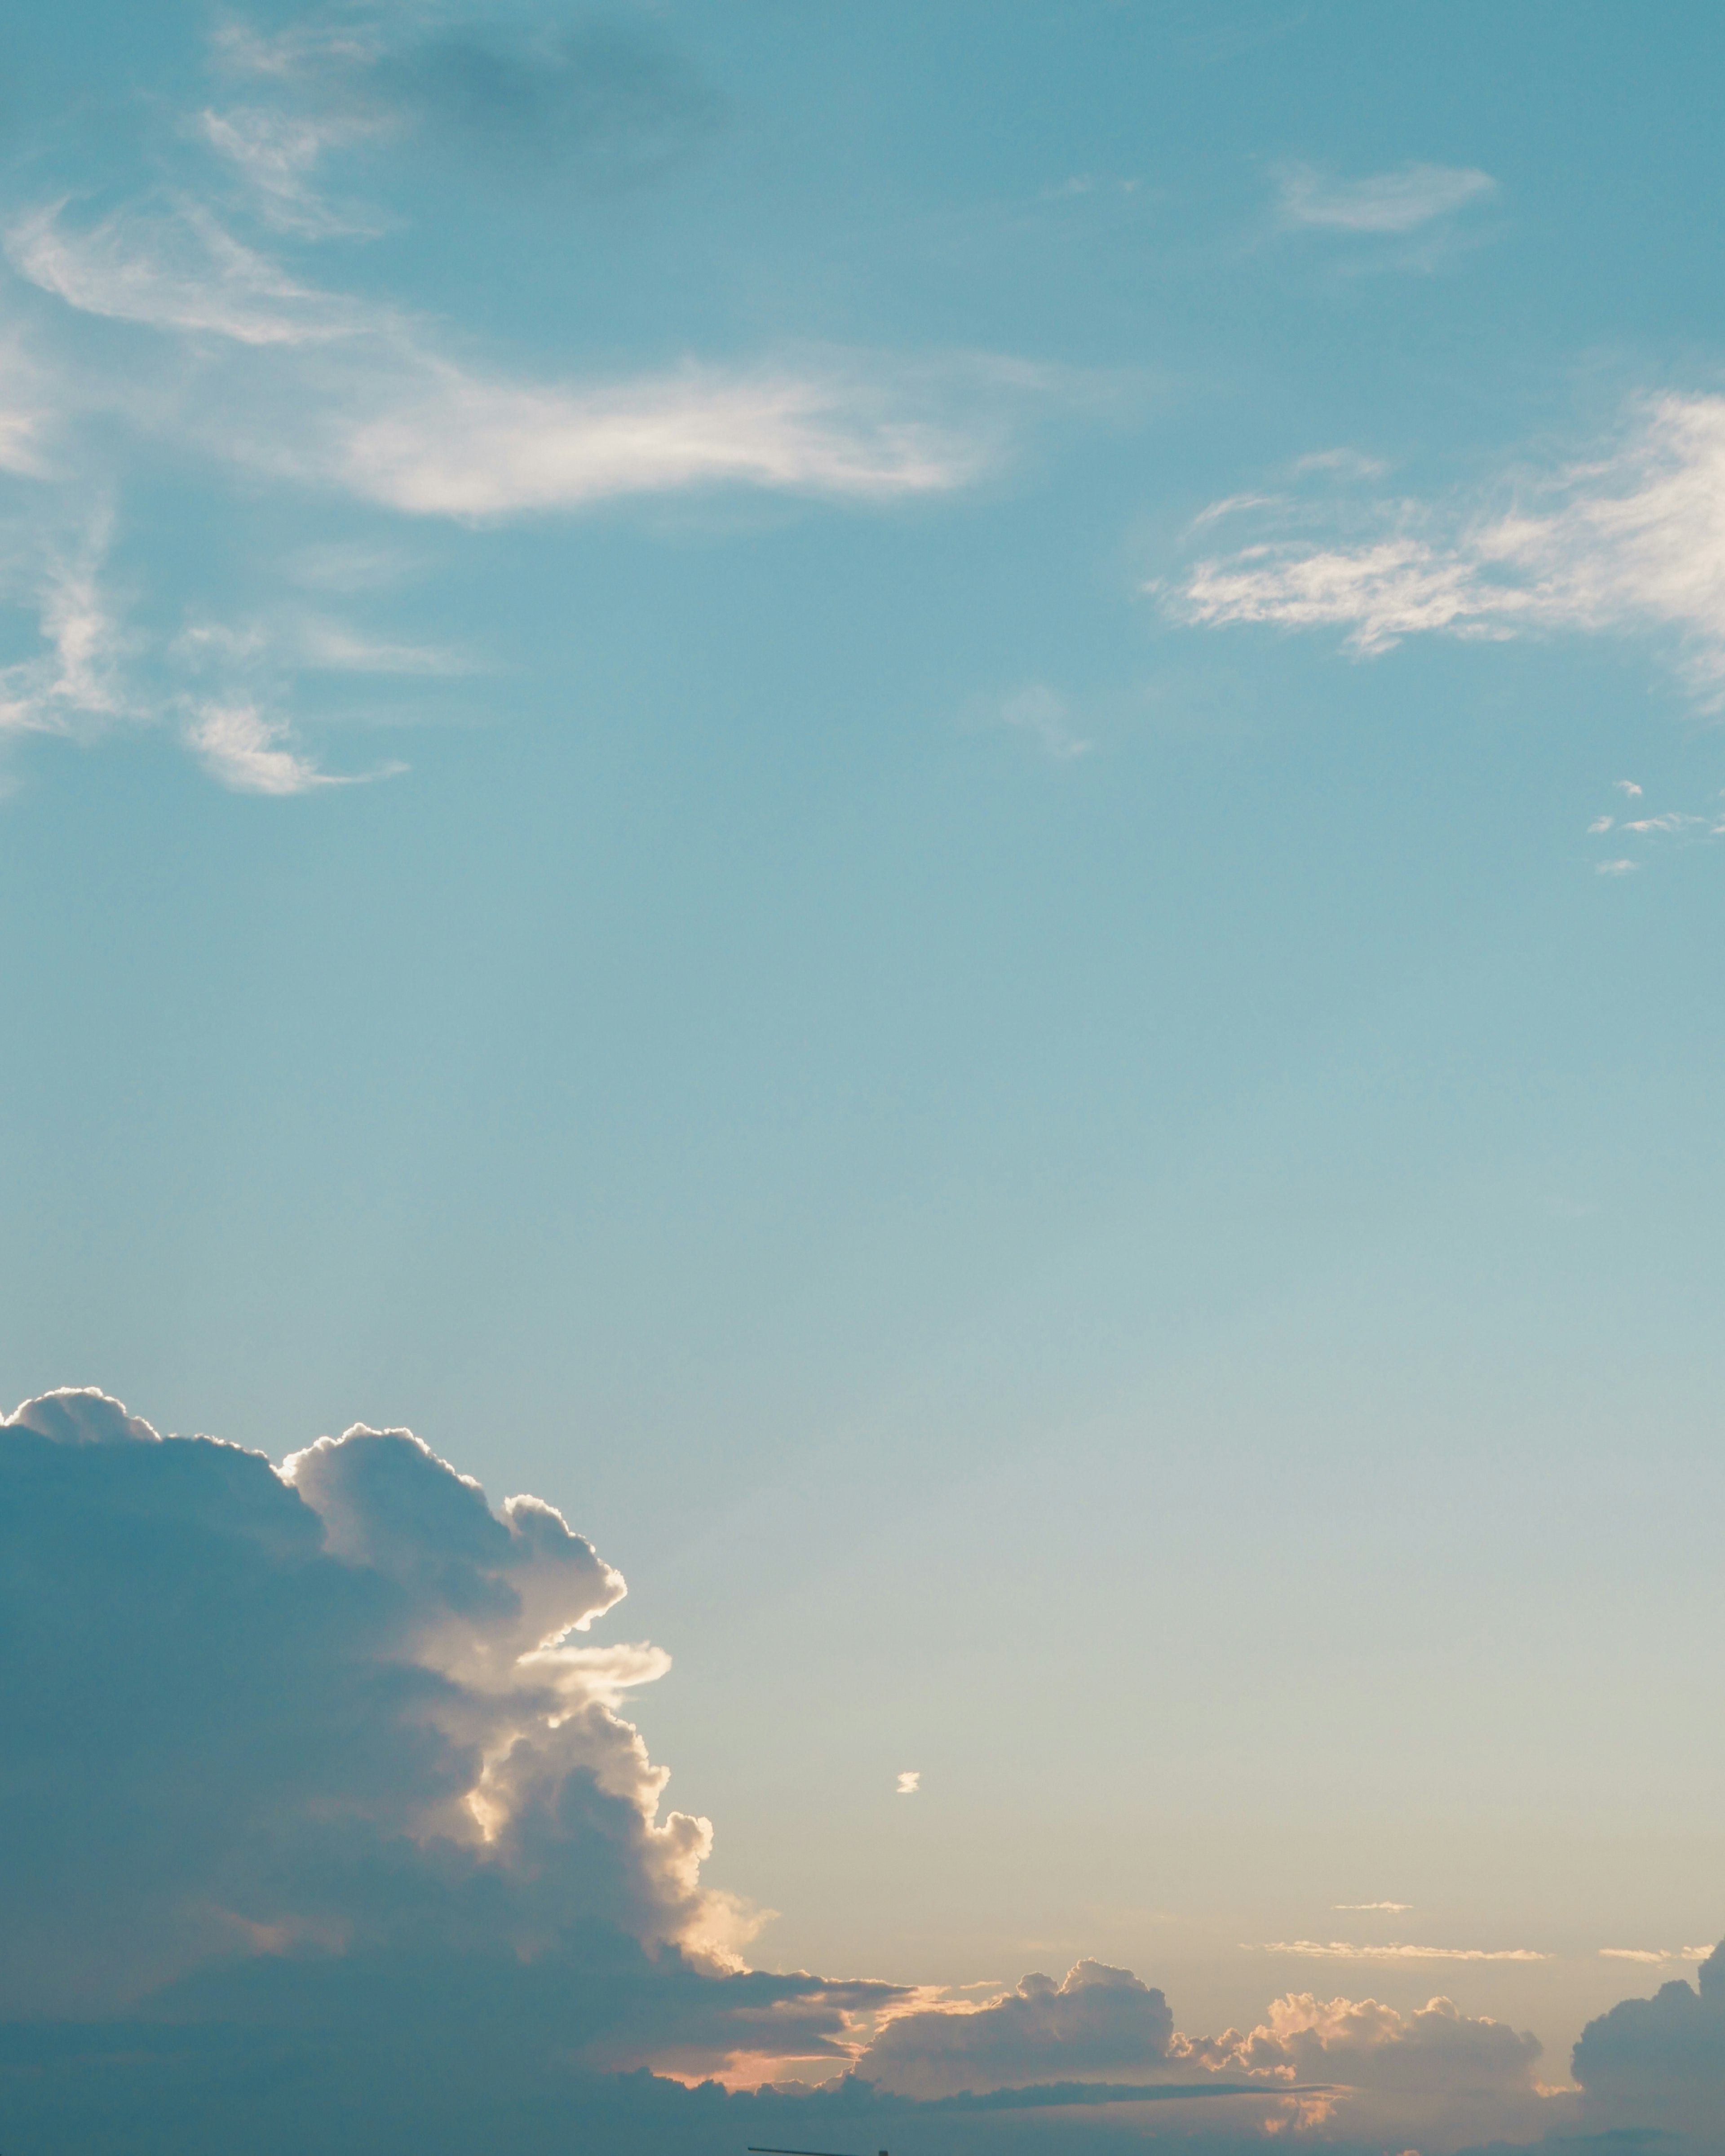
[4,5,1725,2149]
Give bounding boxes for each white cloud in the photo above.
[1597,859,1638,876]
[1277,162,1498,234]
[1256,1939,1551,1962]
[0,519,136,739]
[7,199,362,347]
[1170,395,1725,697]
[331,359,986,517]
[8,199,1004,518]
[196,106,389,238]
[1615,778,1644,797]
[293,619,474,674]
[1333,1902,1412,1912]
[184,700,392,795]
[896,1771,920,1794]
[989,682,1092,761]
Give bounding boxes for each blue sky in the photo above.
[4,5,1725,2150]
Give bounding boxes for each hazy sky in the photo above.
[3,5,1725,2152]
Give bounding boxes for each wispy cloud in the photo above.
[184,701,364,795]
[8,199,363,347]
[9,199,1008,517]
[1332,1902,1412,1913]
[196,106,389,237]
[1277,162,1498,234]
[1255,1940,1551,1962]
[1583,781,1725,872]
[987,682,1092,761]
[1600,1946,1717,1963]
[0,518,135,739]
[1168,394,1725,698]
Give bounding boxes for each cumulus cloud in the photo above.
[0,1388,880,2059]
[0,1385,1692,2156]
[858,1962,1178,2098]
[1168,394,1725,698]
[1277,162,1498,234]
[1572,1942,1725,2152]
[1196,1992,1556,2149]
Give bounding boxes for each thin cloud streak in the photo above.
[1277,161,1497,233]
[1256,1940,1551,1962]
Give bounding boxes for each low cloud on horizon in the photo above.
[2,1388,1722,2155]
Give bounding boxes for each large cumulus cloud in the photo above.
[1570,1943,1725,2152]
[0,1387,1709,2156]
[0,1389,889,2085]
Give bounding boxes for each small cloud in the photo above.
[895,1771,920,1795]
[295,620,476,675]
[1615,779,1644,797]
[1292,448,1390,479]
[990,682,1092,761]
[1596,859,1638,877]
[1601,1949,1672,1963]
[1334,1902,1413,1912]
[1588,816,1614,834]
[1277,161,1498,234]
[185,701,400,795]
[1622,811,1706,835]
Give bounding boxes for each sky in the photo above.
[3,4,1725,2152]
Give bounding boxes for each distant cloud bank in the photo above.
[2,1387,1722,2152]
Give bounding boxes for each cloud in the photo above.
[1255,1940,1551,1962]
[196,106,389,238]
[0,1385,1680,2156]
[1333,1902,1412,1912]
[1615,778,1644,797]
[895,1771,920,1794]
[0,517,136,740]
[1572,1942,1725,2152]
[1169,394,1725,697]
[9,198,363,347]
[987,682,1092,760]
[854,1962,1177,2098]
[1277,162,1498,234]
[212,14,721,195]
[0,1388,888,2074]
[1197,1992,1556,2149]
[9,198,1004,519]
[184,701,398,795]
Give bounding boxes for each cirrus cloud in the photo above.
[1167,394,1725,700]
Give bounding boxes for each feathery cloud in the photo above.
[1277,162,1498,234]
[1168,394,1725,699]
